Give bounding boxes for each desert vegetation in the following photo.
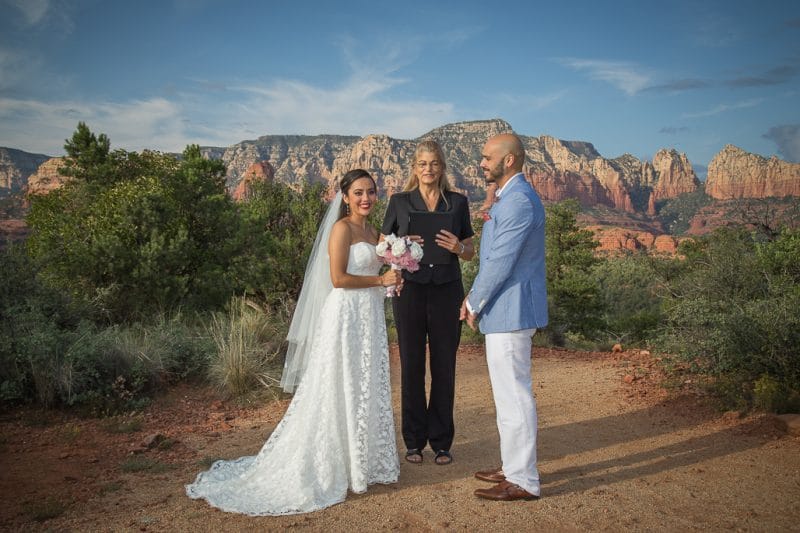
[1,123,798,415]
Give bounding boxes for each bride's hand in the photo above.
[380,270,402,287]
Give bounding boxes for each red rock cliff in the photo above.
[232,160,276,201]
[706,145,800,199]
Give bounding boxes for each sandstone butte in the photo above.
[706,144,800,200]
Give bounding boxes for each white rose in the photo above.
[410,242,424,261]
[376,241,389,256]
[384,233,397,245]
[391,239,407,256]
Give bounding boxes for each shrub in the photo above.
[206,296,289,399]
[0,249,213,411]
[655,188,712,235]
[657,227,800,411]
[23,497,67,522]
[753,374,784,412]
[591,253,663,344]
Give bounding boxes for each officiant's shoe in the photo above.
[474,480,539,501]
[474,467,505,483]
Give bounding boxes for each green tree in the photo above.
[232,180,328,304]
[544,199,603,345]
[60,121,114,186]
[26,124,236,321]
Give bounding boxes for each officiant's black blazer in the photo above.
[382,189,474,285]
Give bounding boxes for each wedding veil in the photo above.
[280,191,342,392]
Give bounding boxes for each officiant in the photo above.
[381,139,475,466]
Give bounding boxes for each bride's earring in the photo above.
[345,202,350,215]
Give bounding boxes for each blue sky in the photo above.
[1,0,798,172]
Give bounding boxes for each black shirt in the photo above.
[381,189,474,285]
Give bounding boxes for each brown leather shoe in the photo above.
[474,467,505,483]
[474,480,539,501]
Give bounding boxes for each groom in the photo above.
[460,133,548,501]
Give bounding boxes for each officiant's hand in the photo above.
[435,229,460,252]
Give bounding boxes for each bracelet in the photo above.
[457,241,465,255]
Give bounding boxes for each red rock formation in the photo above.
[232,160,275,201]
[587,225,680,255]
[26,157,71,196]
[332,134,409,194]
[653,235,679,254]
[650,149,699,202]
[590,158,634,212]
[706,145,800,199]
[647,193,657,215]
[0,148,50,194]
[527,136,635,212]
[528,170,620,210]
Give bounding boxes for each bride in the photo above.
[186,169,401,515]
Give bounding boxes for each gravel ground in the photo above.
[1,345,798,532]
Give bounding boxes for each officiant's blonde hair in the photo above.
[403,140,453,204]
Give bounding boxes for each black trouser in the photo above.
[392,278,464,452]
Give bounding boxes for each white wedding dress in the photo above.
[186,242,399,515]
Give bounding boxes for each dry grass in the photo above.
[206,296,289,400]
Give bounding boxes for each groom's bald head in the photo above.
[488,133,525,173]
[482,133,526,181]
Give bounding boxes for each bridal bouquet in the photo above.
[376,233,424,297]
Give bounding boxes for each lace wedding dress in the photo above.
[186,242,399,515]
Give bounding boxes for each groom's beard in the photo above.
[483,163,503,183]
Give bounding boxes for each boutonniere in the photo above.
[481,211,491,221]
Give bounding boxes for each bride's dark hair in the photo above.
[338,168,376,219]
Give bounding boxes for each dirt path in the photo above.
[1,346,798,531]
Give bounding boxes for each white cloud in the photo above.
[183,35,459,143]
[0,73,458,154]
[680,98,763,119]
[223,75,455,139]
[5,0,50,26]
[0,96,190,155]
[559,58,651,95]
[3,0,74,32]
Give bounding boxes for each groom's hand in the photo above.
[460,298,478,331]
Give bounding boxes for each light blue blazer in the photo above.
[467,174,548,334]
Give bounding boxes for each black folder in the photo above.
[408,211,455,264]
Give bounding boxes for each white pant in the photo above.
[485,328,539,496]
